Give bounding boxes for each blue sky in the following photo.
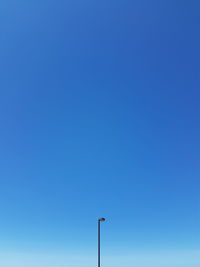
[0,0,200,266]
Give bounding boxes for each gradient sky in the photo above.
[0,0,200,266]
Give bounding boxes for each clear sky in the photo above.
[0,0,200,266]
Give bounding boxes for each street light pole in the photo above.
[98,218,105,267]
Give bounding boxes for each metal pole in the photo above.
[98,218,105,267]
[98,220,100,267]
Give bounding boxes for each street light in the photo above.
[98,218,106,267]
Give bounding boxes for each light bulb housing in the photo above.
[98,218,106,222]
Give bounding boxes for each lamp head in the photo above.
[98,218,106,222]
